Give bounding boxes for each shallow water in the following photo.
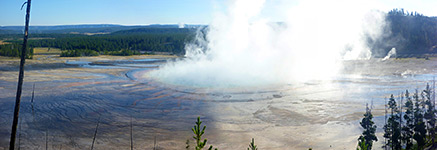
[0,58,436,149]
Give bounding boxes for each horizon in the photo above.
[1,0,437,26]
[0,1,437,150]
[0,23,207,27]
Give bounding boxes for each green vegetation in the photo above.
[0,24,198,34]
[388,9,437,55]
[358,104,378,149]
[187,117,217,150]
[402,90,415,149]
[32,33,191,55]
[247,138,257,150]
[423,84,436,147]
[188,83,435,150]
[356,83,436,150]
[379,84,436,150]
[357,137,369,150]
[111,27,195,34]
[3,8,437,58]
[186,117,262,150]
[23,30,194,56]
[383,94,402,149]
[1,27,196,57]
[371,8,437,57]
[0,43,33,58]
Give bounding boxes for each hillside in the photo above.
[111,28,197,35]
[0,24,200,34]
[1,9,437,57]
[369,9,437,57]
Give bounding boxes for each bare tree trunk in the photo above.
[432,78,436,148]
[130,116,133,150]
[17,118,22,150]
[384,97,387,150]
[399,93,402,146]
[9,1,31,149]
[91,117,100,150]
[45,129,48,150]
[31,83,35,103]
[154,136,157,150]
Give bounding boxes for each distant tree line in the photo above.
[2,8,437,58]
[0,43,33,59]
[27,32,194,56]
[0,33,85,39]
[0,28,195,57]
[111,28,195,34]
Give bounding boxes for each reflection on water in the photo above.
[0,58,436,149]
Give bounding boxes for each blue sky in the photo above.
[0,0,216,25]
[1,0,437,26]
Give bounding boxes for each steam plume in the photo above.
[148,0,388,87]
[382,48,396,60]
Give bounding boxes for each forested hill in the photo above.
[112,28,197,35]
[370,9,437,57]
[0,24,124,34]
[0,24,201,34]
[0,25,199,56]
[1,9,437,57]
[25,32,195,55]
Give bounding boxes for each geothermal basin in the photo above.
[0,55,436,149]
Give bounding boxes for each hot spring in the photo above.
[147,0,388,88]
[1,0,436,149]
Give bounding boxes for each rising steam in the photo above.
[382,48,396,61]
[148,0,388,87]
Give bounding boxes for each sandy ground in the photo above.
[0,55,436,150]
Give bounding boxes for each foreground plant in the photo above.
[356,137,368,150]
[190,117,217,150]
[358,103,377,149]
[248,138,257,150]
[383,94,401,149]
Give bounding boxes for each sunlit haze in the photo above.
[149,0,387,87]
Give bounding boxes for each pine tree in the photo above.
[431,80,436,148]
[413,90,426,149]
[357,137,369,150]
[384,97,388,149]
[247,138,257,150]
[358,103,377,149]
[402,90,414,149]
[191,117,217,150]
[383,94,401,150]
[422,83,435,147]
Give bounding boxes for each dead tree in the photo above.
[91,117,100,150]
[9,0,32,150]
[130,116,133,150]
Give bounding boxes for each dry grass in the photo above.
[0,40,10,45]
[33,47,62,55]
[84,32,110,36]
